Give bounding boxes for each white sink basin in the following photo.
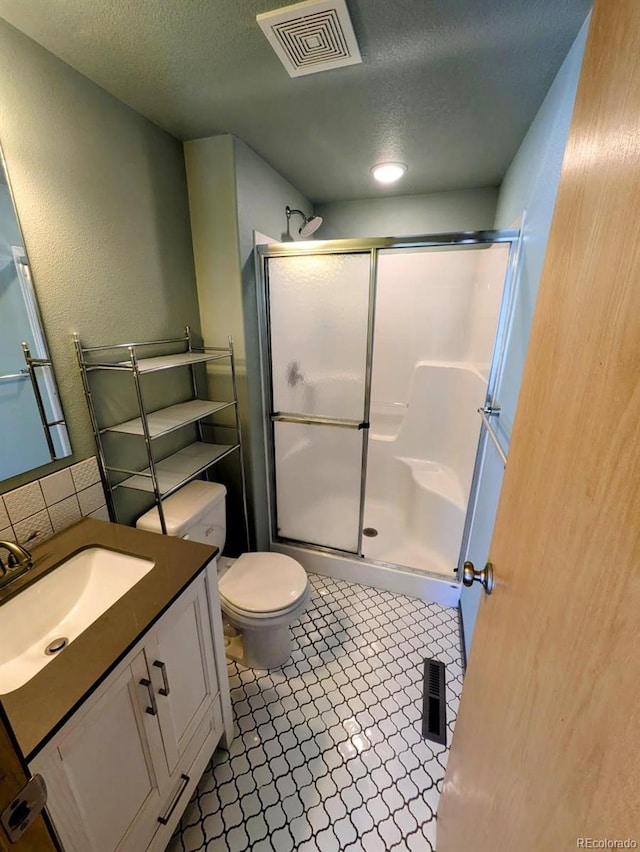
[0,547,154,694]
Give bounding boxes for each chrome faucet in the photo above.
[0,540,34,590]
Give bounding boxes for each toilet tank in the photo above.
[136,481,227,550]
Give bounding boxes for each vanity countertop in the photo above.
[0,517,217,759]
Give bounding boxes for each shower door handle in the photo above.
[271,412,368,429]
[462,561,494,595]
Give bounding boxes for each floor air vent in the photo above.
[257,0,362,78]
[422,658,447,746]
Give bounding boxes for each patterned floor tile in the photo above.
[168,573,463,852]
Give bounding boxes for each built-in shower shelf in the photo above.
[115,442,240,496]
[104,399,235,439]
[117,350,230,373]
[401,457,466,509]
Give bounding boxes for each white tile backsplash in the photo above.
[14,510,53,548]
[3,481,46,525]
[71,457,101,492]
[41,469,75,507]
[0,457,107,545]
[88,505,110,522]
[77,483,105,516]
[49,495,82,533]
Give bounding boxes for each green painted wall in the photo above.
[315,188,498,239]
[460,16,590,655]
[184,134,311,553]
[0,21,200,497]
[234,137,311,551]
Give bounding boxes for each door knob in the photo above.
[462,561,494,595]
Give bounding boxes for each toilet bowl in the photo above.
[136,481,309,669]
[218,552,309,668]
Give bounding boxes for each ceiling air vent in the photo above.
[257,0,362,78]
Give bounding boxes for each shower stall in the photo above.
[257,231,518,605]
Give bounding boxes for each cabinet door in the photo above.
[29,652,167,852]
[148,574,219,774]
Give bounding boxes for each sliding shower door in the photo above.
[266,252,372,553]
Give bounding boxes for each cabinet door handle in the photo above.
[153,660,171,696]
[157,774,190,825]
[139,677,157,715]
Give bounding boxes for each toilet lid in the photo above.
[218,552,308,614]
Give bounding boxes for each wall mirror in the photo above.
[0,148,71,481]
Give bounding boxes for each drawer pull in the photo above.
[139,678,157,716]
[153,660,171,696]
[158,774,190,825]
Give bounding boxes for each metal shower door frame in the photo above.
[256,229,520,574]
[258,245,376,557]
[455,225,524,583]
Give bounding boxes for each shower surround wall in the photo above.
[362,246,508,576]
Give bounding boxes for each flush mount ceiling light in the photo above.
[371,162,407,184]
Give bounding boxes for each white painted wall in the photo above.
[460,17,591,656]
[314,188,498,240]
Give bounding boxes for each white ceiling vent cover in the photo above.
[257,0,362,78]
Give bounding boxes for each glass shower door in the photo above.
[266,252,372,553]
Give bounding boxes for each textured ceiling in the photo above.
[0,0,590,203]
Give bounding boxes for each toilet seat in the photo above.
[218,552,308,615]
[220,594,307,622]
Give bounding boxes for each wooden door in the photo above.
[437,2,640,849]
[149,574,218,774]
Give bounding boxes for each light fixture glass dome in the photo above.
[371,162,407,184]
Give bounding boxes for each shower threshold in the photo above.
[363,539,453,578]
[272,541,461,608]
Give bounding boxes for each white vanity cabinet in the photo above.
[29,570,228,852]
[146,575,219,776]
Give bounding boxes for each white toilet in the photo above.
[136,481,309,669]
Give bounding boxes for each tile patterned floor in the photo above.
[168,573,463,852]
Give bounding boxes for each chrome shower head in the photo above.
[299,214,323,237]
[286,205,323,237]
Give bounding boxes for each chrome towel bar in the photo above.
[271,412,369,429]
[0,371,28,382]
[478,406,508,466]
